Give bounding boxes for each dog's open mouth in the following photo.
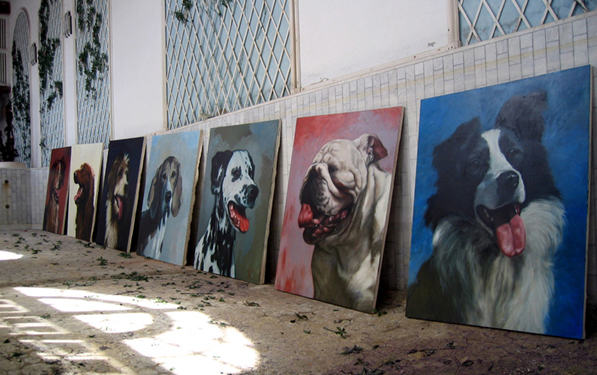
[74,184,85,204]
[476,203,526,257]
[229,202,250,233]
[114,195,124,220]
[298,203,352,244]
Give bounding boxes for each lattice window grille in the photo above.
[165,0,292,130]
[75,0,111,147]
[11,12,31,167]
[39,0,65,167]
[458,0,596,45]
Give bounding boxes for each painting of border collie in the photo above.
[136,131,202,266]
[194,121,280,284]
[95,137,145,252]
[66,143,103,242]
[275,108,403,312]
[406,66,591,339]
[43,147,71,234]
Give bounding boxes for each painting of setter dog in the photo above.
[66,143,103,242]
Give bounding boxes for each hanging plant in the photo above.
[38,0,62,110]
[76,0,109,98]
[174,0,233,23]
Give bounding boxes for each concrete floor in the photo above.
[0,229,595,375]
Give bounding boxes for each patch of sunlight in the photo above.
[13,287,260,374]
[125,311,259,375]
[38,298,132,313]
[75,312,153,333]
[0,250,23,260]
[15,287,179,309]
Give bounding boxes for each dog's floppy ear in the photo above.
[171,158,183,217]
[495,90,547,141]
[211,150,233,194]
[148,164,161,219]
[432,117,482,174]
[355,134,388,164]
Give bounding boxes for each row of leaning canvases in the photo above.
[41,65,591,340]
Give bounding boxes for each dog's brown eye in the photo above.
[171,170,177,179]
[507,149,520,158]
[328,165,337,174]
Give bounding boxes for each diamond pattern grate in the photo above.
[39,0,65,167]
[458,0,596,45]
[165,0,292,129]
[76,0,111,147]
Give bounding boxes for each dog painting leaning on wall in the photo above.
[193,121,280,284]
[43,147,71,234]
[135,130,202,266]
[95,137,145,252]
[137,156,183,259]
[406,66,592,339]
[275,109,403,313]
[195,150,259,278]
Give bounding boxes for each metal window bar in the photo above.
[165,0,292,129]
[458,0,596,45]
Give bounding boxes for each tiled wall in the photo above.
[0,168,47,228]
[7,12,597,303]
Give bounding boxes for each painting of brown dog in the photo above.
[67,143,103,241]
[43,147,71,234]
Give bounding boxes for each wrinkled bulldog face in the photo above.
[298,135,387,245]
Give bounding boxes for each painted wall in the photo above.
[298,0,452,88]
[110,0,166,140]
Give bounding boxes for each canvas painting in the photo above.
[275,108,404,312]
[43,147,71,234]
[194,121,281,284]
[406,66,592,339]
[66,143,104,241]
[136,130,202,266]
[95,137,146,252]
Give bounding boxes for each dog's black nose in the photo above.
[497,171,519,191]
[247,185,259,204]
[165,191,172,203]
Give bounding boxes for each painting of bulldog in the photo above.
[275,108,403,312]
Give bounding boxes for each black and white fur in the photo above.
[407,90,565,334]
[194,150,259,278]
[137,156,183,259]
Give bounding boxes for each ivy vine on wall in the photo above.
[76,0,109,98]
[11,41,30,165]
[38,0,62,110]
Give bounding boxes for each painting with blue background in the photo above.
[409,66,591,339]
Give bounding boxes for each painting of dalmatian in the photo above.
[136,130,202,266]
[407,66,591,339]
[275,108,403,312]
[66,143,104,241]
[43,147,71,234]
[194,121,280,284]
[95,137,145,252]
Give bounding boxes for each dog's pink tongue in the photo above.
[116,196,123,220]
[229,204,250,233]
[298,203,317,228]
[496,214,526,257]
